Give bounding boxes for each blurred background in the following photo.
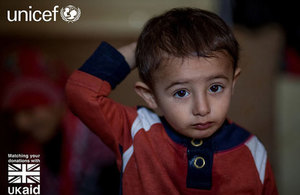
[0,0,299,194]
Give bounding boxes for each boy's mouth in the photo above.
[191,122,213,130]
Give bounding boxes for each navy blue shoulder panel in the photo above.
[212,120,251,152]
[161,118,251,152]
[160,116,190,146]
[79,41,130,89]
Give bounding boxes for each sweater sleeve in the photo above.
[262,160,279,195]
[65,42,137,163]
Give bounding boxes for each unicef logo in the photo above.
[60,5,81,23]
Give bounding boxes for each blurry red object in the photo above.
[0,46,67,111]
[285,47,300,75]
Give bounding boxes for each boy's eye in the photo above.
[208,85,223,93]
[174,90,190,98]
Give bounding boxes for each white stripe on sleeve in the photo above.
[122,108,161,172]
[245,136,267,184]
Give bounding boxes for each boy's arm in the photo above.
[65,42,137,159]
[262,160,279,195]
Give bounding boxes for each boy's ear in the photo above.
[232,68,241,94]
[134,81,158,109]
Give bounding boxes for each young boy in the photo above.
[66,8,278,194]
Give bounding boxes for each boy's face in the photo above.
[136,52,240,139]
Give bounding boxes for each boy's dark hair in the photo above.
[136,7,239,86]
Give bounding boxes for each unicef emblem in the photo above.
[60,5,81,23]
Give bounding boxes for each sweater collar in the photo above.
[160,117,250,152]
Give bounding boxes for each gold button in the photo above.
[194,156,205,169]
[191,139,203,147]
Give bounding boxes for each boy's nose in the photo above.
[192,95,210,117]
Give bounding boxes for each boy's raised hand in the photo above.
[118,42,137,70]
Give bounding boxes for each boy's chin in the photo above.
[183,128,217,140]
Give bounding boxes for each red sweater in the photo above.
[66,42,278,195]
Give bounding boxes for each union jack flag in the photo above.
[8,164,40,183]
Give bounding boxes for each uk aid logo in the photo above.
[7,5,81,23]
[7,154,41,195]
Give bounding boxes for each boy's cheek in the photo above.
[164,105,188,122]
[156,101,176,118]
[155,94,191,120]
[214,100,231,119]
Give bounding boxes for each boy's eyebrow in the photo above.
[165,81,190,90]
[165,74,229,90]
[206,74,229,81]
